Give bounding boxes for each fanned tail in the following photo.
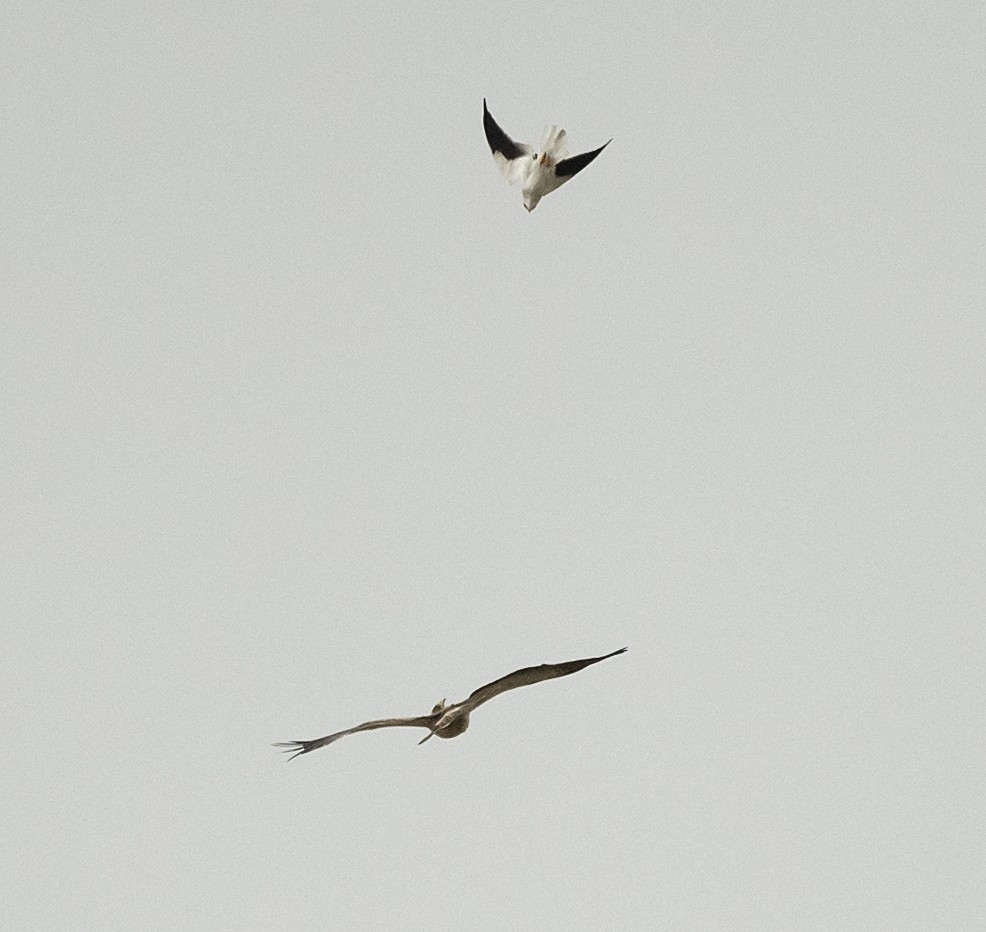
[539,125,569,161]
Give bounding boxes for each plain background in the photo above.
[3,2,984,929]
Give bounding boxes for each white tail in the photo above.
[539,125,569,160]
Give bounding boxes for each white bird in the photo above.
[483,98,611,212]
[275,647,626,759]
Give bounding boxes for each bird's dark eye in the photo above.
[533,153,537,159]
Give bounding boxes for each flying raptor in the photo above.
[483,99,611,212]
[275,647,626,759]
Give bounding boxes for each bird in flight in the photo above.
[275,647,626,760]
[483,99,611,212]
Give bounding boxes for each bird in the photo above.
[483,98,611,212]
[274,647,627,759]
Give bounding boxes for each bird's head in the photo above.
[523,191,542,212]
[431,699,447,714]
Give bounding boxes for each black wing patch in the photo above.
[483,99,528,162]
[555,140,611,178]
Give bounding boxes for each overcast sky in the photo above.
[3,2,984,929]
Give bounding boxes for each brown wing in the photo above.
[463,648,627,711]
[274,714,440,760]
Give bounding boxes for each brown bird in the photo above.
[275,647,627,760]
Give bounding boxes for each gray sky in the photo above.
[3,2,984,929]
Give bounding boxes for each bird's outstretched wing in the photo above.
[555,140,611,179]
[274,714,440,760]
[483,99,531,184]
[463,647,627,711]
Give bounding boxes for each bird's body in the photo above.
[483,99,610,211]
[275,647,626,759]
